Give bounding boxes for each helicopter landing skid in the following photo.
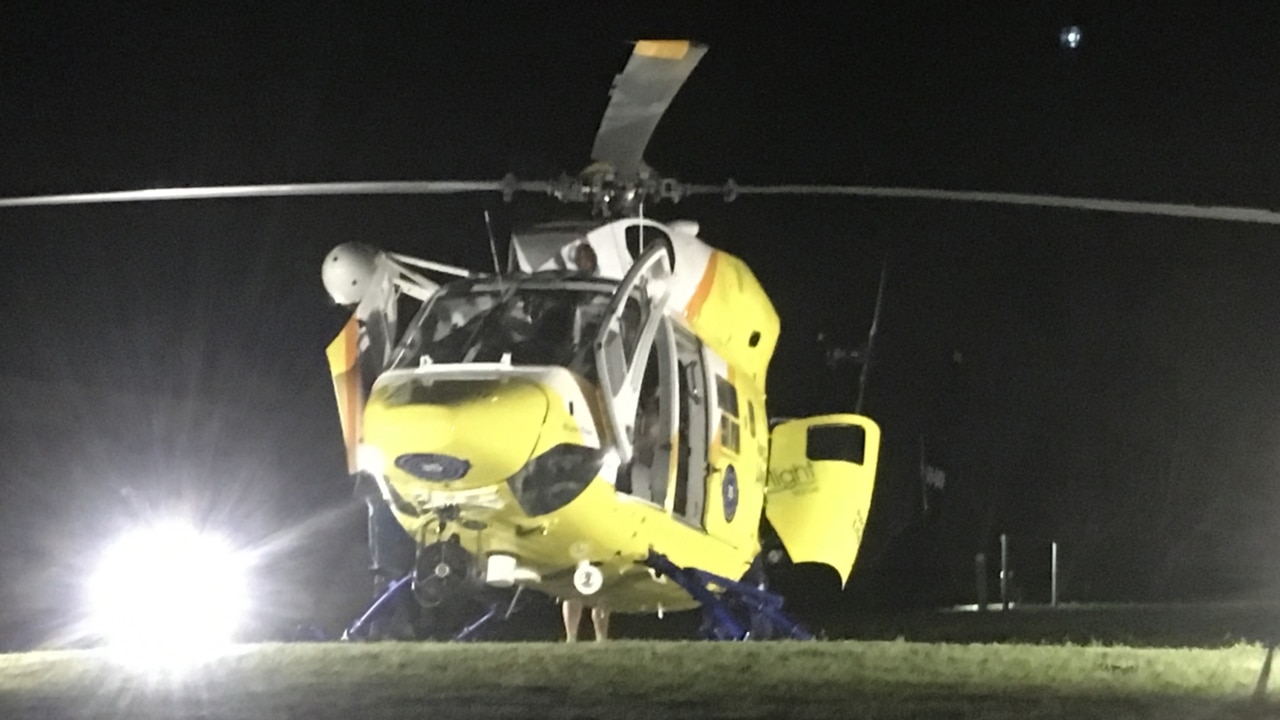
[342,574,526,642]
[453,585,527,642]
[342,572,413,641]
[643,552,813,641]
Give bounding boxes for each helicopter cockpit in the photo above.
[389,276,644,382]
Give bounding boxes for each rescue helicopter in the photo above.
[5,39,1280,641]
[318,40,883,639]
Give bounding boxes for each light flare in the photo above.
[89,521,247,670]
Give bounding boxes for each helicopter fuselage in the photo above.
[328,216,879,615]
[355,268,769,612]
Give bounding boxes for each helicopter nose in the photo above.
[363,377,550,489]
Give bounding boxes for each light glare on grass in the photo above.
[89,521,247,670]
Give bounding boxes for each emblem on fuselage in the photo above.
[723,464,739,522]
[395,453,472,481]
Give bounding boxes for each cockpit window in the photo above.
[391,279,643,378]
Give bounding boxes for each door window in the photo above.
[714,375,740,455]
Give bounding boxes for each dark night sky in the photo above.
[4,2,1280,646]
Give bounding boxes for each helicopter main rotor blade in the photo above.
[590,40,708,179]
[0,179,555,208]
[683,183,1280,225]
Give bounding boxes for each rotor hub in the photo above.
[544,164,692,217]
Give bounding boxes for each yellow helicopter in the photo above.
[322,220,879,638]
[5,39,1279,643]
[321,41,881,640]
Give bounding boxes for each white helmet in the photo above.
[322,243,379,306]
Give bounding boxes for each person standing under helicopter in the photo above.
[561,599,609,642]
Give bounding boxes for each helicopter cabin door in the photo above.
[325,250,402,473]
[670,327,709,527]
[765,414,881,586]
[595,241,679,509]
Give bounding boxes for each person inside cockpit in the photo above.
[572,242,599,276]
[614,351,665,505]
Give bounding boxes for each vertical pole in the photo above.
[975,553,988,611]
[855,252,890,415]
[1000,533,1009,611]
[1051,541,1059,608]
[919,436,929,516]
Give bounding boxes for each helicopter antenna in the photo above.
[483,210,504,291]
[855,252,890,415]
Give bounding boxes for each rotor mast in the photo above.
[579,39,707,217]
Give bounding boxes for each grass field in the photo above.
[821,602,1280,648]
[1,639,1276,719]
[6,603,1280,718]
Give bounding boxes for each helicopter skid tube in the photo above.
[342,573,413,641]
[342,574,528,642]
[643,551,813,641]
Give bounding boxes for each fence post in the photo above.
[1000,533,1009,611]
[1051,541,1059,607]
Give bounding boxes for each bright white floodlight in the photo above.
[89,521,247,669]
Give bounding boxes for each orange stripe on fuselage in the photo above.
[342,318,360,469]
[325,316,362,473]
[683,250,719,323]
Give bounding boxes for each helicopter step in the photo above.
[643,551,813,641]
